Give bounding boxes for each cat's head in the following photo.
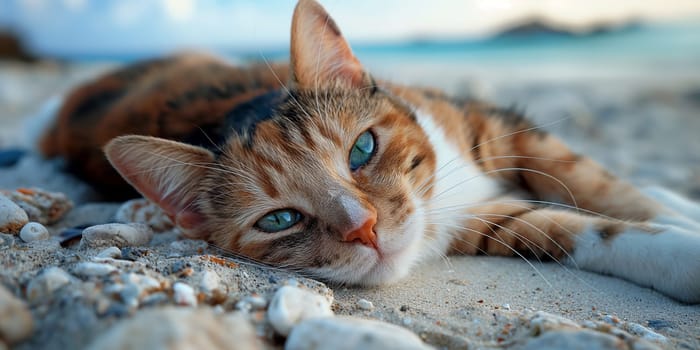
[105,0,437,285]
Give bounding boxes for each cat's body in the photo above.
[39,0,700,302]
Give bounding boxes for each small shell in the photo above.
[19,222,49,242]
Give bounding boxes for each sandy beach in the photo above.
[1,61,699,349]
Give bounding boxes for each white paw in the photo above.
[570,224,700,303]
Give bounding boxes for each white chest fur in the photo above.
[415,111,501,255]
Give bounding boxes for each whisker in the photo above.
[469,116,570,154]
[429,167,579,212]
[431,222,553,287]
[426,198,624,224]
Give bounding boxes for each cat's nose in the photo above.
[342,212,378,249]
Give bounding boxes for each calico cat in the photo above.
[39,0,700,303]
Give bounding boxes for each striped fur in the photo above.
[40,0,700,302]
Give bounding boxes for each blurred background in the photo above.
[1,0,700,198]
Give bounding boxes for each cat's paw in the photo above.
[643,186,700,231]
[571,223,700,303]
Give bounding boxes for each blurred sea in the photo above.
[62,21,700,88]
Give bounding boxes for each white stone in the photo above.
[626,322,667,343]
[357,298,374,311]
[96,246,121,259]
[529,311,580,333]
[519,329,653,350]
[73,262,117,277]
[85,307,259,350]
[0,193,28,234]
[0,284,34,345]
[81,223,153,248]
[235,295,267,312]
[244,295,267,310]
[286,316,431,350]
[122,273,161,295]
[173,282,197,307]
[268,286,333,336]
[199,270,223,295]
[19,222,49,242]
[26,267,74,302]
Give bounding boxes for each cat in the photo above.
[39,0,700,303]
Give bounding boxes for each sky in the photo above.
[1,0,700,56]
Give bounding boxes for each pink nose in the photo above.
[342,213,378,249]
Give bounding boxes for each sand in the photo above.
[1,61,699,349]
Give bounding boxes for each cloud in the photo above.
[161,0,194,22]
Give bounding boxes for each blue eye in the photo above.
[349,130,375,171]
[255,209,302,233]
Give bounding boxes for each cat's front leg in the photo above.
[570,221,700,304]
[448,202,700,303]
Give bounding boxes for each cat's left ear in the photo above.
[290,0,371,90]
[104,135,214,238]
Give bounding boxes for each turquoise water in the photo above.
[66,21,700,78]
[237,22,700,72]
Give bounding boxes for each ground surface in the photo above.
[1,61,699,349]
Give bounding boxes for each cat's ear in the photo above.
[104,135,214,236]
[290,0,370,90]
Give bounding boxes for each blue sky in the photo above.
[1,0,699,56]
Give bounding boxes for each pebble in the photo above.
[81,223,154,248]
[529,311,580,333]
[603,314,621,325]
[286,316,432,350]
[626,322,667,343]
[115,199,174,232]
[122,273,161,294]
[357,298,374,311]
[235,295,268,312]
[19,222,49,242]
[120,247,149,261]
[173,282,197,307]
[96,246,122,259]
[268,285,334,336]
[0,193,28,234]
[73,262,117,277]
[0,188,72,225]
[141,292,169,307]
[199,270,223,295]
[520,329,627,350]
[119,284,141,310]
[0,284,34,345]
[85,307,259,350]
[25,267,74,302]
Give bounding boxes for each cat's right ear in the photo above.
[104,135,214,237]
[290,0,371,90]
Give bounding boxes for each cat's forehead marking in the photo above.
[222,90,289,148]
